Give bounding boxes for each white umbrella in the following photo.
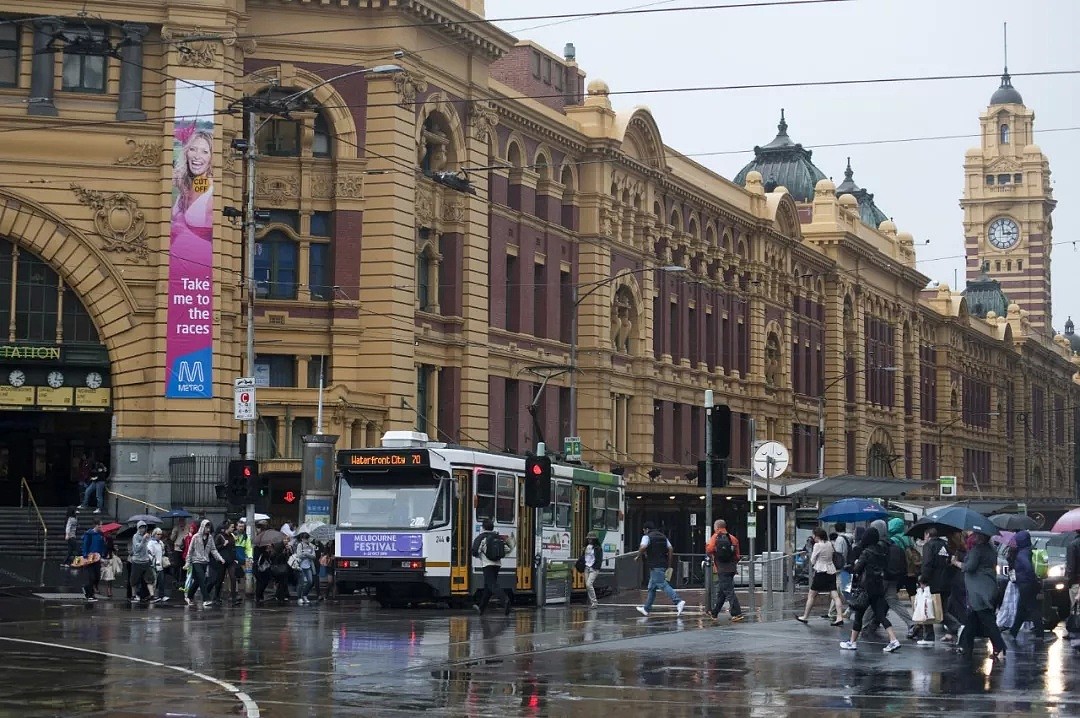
[295,522,325,538]
[253,513,270,522]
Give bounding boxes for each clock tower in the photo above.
[961,69,1057,334]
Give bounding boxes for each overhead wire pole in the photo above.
[243,106,257,590]
[704,389,714,612]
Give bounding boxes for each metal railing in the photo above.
[169,455,231,508]
[19,478,48,561]
[107,489,167,519]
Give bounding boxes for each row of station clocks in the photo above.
[7,370,104,389]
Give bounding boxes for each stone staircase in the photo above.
[0,507,117,561]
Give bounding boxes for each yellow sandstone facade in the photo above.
[0,1,1075,531]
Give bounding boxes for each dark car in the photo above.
[995,530,1072,630]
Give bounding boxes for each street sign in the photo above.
[746,513,758,539]
[1017,502,1027,515]
[563,436,582,462]
[690,514,697,527]
[234,377,256,420]
[939,475,957,497]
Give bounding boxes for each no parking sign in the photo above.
[234,377,256,420]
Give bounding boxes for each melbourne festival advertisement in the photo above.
[165,79,216,398]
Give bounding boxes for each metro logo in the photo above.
[176,361,205,384]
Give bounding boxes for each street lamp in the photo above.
[568,264,685,443]
[817,365,897,479]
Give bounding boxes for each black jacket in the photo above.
[1067,532,1080,586]
[854,540,889,595]
[920,537,952,594]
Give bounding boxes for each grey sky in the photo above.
[488,0,1080,331]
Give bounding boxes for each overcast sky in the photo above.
[488,0,1080,332]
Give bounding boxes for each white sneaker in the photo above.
[884,640,901,653]
[916,640,934,647]
[676,600,686,616]
[839,641,857,650]
[93,508,101,514]
[202,601,213,608]
[636,606,649,617]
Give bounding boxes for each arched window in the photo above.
[416,239,440,313]
[313,113,332,158]
[1000,124,1010,144]
[254,230,298,299]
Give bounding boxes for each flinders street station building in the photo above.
[0,0,1076,547]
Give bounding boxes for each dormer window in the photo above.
[999,124,1010,144]
[997,174,1010,185]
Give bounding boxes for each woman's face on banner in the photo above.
[186,136,211,176]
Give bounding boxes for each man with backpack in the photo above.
[636,522,686,617]
[471,518,512,615]
[917,526,953,646]
[706,519,744,622]
[861,519,913,635]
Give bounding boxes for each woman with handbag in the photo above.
[292,532,318,605]
[840,528,901,652]
[796,528,844,626]
[955,531,1007,659]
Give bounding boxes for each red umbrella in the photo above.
[1050,507,1080,533]
[100,522,122,534]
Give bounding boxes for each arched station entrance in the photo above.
[0,237,111,506]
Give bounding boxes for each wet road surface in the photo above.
[0,589,1077,717]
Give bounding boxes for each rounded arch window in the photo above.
[420,112,457,175]
[764,332,782,388]
[611,285,638,354]
[999,123,1010,144]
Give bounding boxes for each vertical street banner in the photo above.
[165,79,216,398]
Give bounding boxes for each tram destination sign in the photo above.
[0,345,61,360]
[340,450,430,468]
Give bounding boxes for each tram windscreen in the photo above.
[338,477,444,529]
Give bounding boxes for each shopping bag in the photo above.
[931,592,945,624]
[996,581,1019,629]
[912,586,935,624]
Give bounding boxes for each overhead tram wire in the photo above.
[137,0,856,48]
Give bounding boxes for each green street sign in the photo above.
[939,475,957,497]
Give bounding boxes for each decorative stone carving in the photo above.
[311,174,364,200]
[115,137,162,167]
[161,26,216,68]
[415,189,435,228]
[394,70,428,110]
[70,184,149,261]
[442,201,465,223]
[470,101,499,142]
[256,175,299,205]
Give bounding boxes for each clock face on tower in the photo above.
[988,217,1020,250]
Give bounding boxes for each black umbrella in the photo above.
[252,529,287,547]
[906,506,999,537]
[989,513,1037,531]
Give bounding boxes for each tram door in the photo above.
[450,469,472,596]
[571,485,589,590]
[516,475,533,592]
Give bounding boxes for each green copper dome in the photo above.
[963,272,1010,319]
[733,109,826,202]
[834,158,889,229]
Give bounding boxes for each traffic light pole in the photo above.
[704,390,713,611]
[243,107,257,595]
[535,442,547,607]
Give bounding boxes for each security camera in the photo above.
[230,138,249,153]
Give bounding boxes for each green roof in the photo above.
[963,273,1010,319]
[834,157,889,230]
[733,109,826,203]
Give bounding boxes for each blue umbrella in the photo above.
[158,508,192,519]
[818,498,888,524]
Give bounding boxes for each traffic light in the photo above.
[524,455,552,508]
[709,405,732,459]
[227,459,259,502]
[696,460,728,488]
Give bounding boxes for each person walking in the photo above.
[955,531,1007,659]
[917,526,952,647]
[80,517,106,602]
[471,519,513,615]
[1065,528,1080,655]
[234,518,251,605]
[706,519,743,622]
[128,521,154,603]
[828,522,854,620]
[185,519,225,607]
[1007,530,1043,641]
[636,522,686,618]
[862,519,914,636]
[796,528,844,625]
[211,521,237,605]
[840,527,901,652]
[293,532,318,605]
[579,532,603,609]
[148,527,168,602]
[63,508,79,566]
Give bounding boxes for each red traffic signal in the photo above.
[227,459,260,502]
[524,455,552,508]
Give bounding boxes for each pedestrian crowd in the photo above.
[74,514,333,608]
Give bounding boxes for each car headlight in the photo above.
[1047,565,1065,578]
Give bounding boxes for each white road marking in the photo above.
[0,636,260,718]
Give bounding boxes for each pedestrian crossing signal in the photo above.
[524,455,552,508]
[227,459,260,502]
